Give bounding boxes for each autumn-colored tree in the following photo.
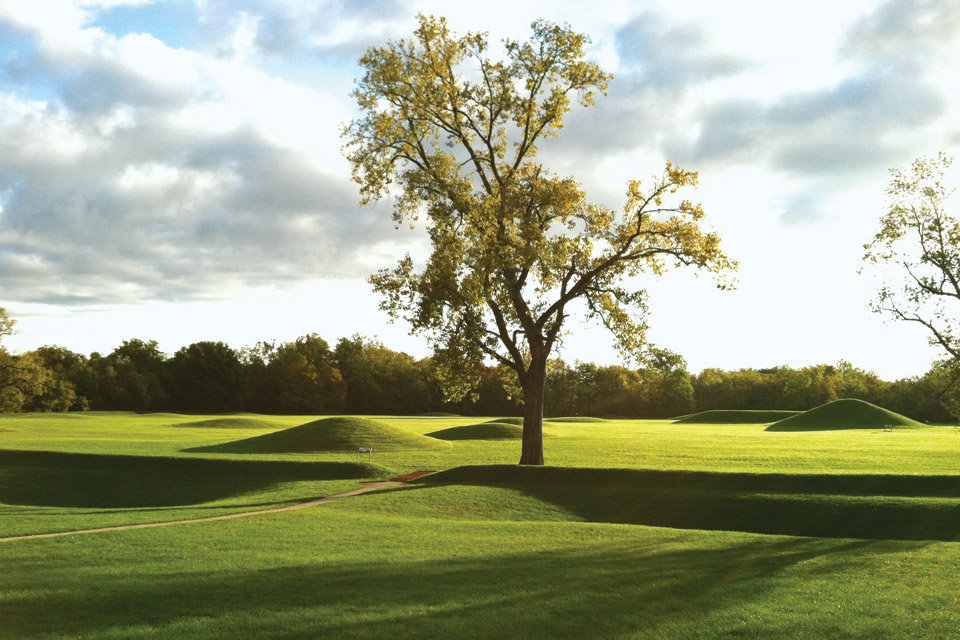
[343,15,734,464]
[333,336,431,415]
[261,336,346,414]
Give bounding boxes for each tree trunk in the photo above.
[519,361,546,465]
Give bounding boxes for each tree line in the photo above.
[1,312,956,422]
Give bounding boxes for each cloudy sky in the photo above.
[1,0,959,379]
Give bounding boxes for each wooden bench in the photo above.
[357,447,373,460]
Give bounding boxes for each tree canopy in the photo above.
[342,15,735,464]
[863,153,960,417]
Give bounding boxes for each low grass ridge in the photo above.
[674,410,802,424]
[485,416,608,426]
[766,398,924,431]
[0,448,391,508]
[427,422,525,440]
[188,416,451,453]
[421,464,960,540]
[171,417,290,429]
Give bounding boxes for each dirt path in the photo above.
[0,480,405,543]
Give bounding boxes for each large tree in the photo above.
[343,15,734,464]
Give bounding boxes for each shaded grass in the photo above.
[767,398,924,431]
[185,417,451,454]
[674,410,801,424]
[546,416,611,423]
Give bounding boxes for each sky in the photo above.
[1,0,959,380]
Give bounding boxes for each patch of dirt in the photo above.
[389,470,435,482]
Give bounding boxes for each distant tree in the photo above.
[631,348,695,418]
[167,341,244,413]
[260,336,346,414]
[109,339,169,411]
[434,361,522,417]
[334,336,431,415]
[343,15,734,464]
[23,346,87,411]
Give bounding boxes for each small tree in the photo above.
[343,16,734,464]
[863,153,960,410]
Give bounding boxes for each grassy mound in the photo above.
[487,417,524,426]
[766,398,924,431]
[0,449,391,508]
[427,422,525,441]
[173,417,289,429]
[418,411,460,417]
[674,410,802,424]
[190,417,451,453]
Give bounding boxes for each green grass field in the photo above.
[3,411,960,638]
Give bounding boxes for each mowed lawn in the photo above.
[2,412,960,639]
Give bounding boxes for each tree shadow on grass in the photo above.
[420,466,960,541]
[0,528,916,640]
[0,449,387,508]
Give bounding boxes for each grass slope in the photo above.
[418,465,960,540]
[674,409,801,424]
[427,422,525,441]
[0,448,389,509]
[188,417,451,453]
[766,398,924,431]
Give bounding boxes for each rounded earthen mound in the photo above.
[428,422,526,440]
[173,417,289,429]
[765,398,924,431]
[191,417,451,453]
[487,417,524,426]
